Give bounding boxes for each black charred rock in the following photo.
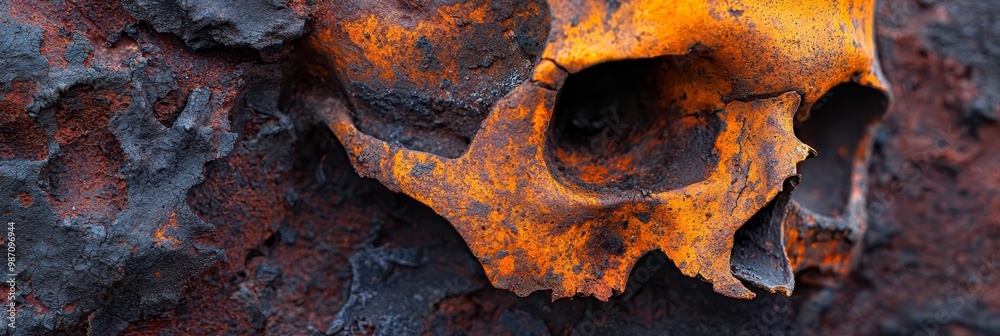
[0,13,237,334]
[121,0,306,51]
[326,246,483,336]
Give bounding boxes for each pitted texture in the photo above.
[312,0,890,300]
[0,2,241,334]
[122,0,306,51]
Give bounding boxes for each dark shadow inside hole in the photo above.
[731,177,798,293]
[546,56,722,193]
[794,83,888,216]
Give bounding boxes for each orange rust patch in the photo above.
[322,89,811,300]
[309,0,551,158]
[313,0,889,300]
[154,213,182,247]
[540,0,888,119]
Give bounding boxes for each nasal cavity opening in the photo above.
[545,56,723,193]
[794,83,888,216]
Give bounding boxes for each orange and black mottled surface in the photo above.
[1,0,998,335]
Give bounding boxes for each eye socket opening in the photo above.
[545,56,723,193]
[793,82,889,217]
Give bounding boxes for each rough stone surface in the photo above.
[121,0,306,51]
[926,1,1000,127]
[1,1,241,334]
[326,246,483,336]
[0,23,46,85]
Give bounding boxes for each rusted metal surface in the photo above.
[309,0,551,159]
[0,1,270,334]
[312,0,890,300]
[2,0,997,334]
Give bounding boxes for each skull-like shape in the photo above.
[310,0,889,300]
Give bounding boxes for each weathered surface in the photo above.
[324,90,811,300]
[143,0,1000,333]
[121,0,306,52]
[810,0,1000,334]
[326,246,482,336]
[314,0,888,300]
[310,0,551,158]
[926,1,1000,128]
[0,0,242,334]
[0,0,998,335]
[784,81,889,280]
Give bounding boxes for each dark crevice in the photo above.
[731,177,799,294]
[794,83,888,217]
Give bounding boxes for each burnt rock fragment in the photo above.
[0,6,241,333]
[327,246,483,336]
[122,0,306,51]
